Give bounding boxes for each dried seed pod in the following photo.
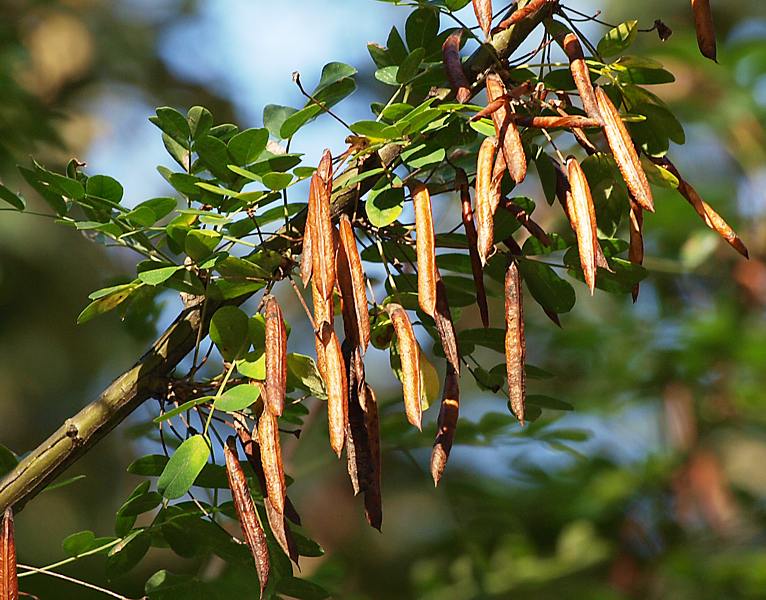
[345,345,373,496]
[475,135,499,265]
[300,209,313,287]
[258,410,286,515]
[1,508,17,600]
[470,97,508,122]
[410,181,438,319]
[338,215,371,352]
[361,383,382,530]
[386,303,422,430]
[656,157,748,258]
[325,330,349,456]
[486,74,527,184]
[566,157,600,294]
[264,295,287,417]
[442,29,471,103]
[691,0,717,61]
[503,199,551,247]
[434,276,460,376]
[457,169,490,328]
[311,150,337,300]
[495,0,554,31]
[472,0,493,38]
[561,33,602,122]
[595,87,654,212]
[224,437,270,598]
[505,262,526,425]
[430,366,460,486]
[490,146,507,215]
[515,115,602,130]
[628,200,644,302]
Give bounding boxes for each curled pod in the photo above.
[325,330,349,457]
[628,200,644,302]
[338,215,371,352]
[430,366,460,486]
[258,410,287,515]
[264,295,287,417]
[1,508,17,600]
[691,0,717,61]
[486,73,527,184]
[457,169,490,328]
[505,262,526,425]
[311,150,337,300]
[475,135,499,265]
[386,303,422,430]
[409,181,438,319]
[565,157,600,294]
[472,0,493,39]
[442,29,471,103]
[561,33,601,122]
[595,87,654,212]
[224,437,270,598]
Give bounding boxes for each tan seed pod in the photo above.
[566,157,600,294]
[263,295,287,417]
[561,33,602,122]
[505,262,526,425]
[472,0,493,38]
[410,181,438,319]
[311,150,337,300]
[470,97,508,122]
[1,508,17,600]
[300,207,313,287]
[224,437,270,598]
[335,227,358,347]
[434,275,460,376]
[361,383,382,531]
[457,169,490,328]
[324,330,349,456]
[495,0,554,31]
[430,366,460,486]
[628,200,644,302]
[515,115,602,130]
[442,29,471,103]
[476,135,499,265]
[691,0,717,61]
[595,87,654,212]
[503,199,551,247]
[257,410,286,515]
[338,215,371,352]
[386,303,422,430]
[486,74,527,184]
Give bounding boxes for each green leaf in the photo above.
[375,66,400,86]
[86,174,124,204]
[397,48,425,82]
[152,107,191,145]
[580,153,629,237]
[138,264,183,286]
[157,435,210,499]
[386,26,408,63]
[145,570,207,600]
[459,328,506,353]
[195,135,232,180]
[0,184,24,210]
[153,397,213,424]
[41,475,86,493]
[264,104,298,139]
[405,7,439,51]
[117,490,163,517]
[210,306,249,361]
[187,106,213,140]
[63,531,117,557]
[237,351,266,380]
[597,20,638,57]
[262,172,293,190]
[315,61,358,93]
[526,394,574,411]
[349,120,399,140]
[287,353,326,399]
[77,283,139,324]
[227,127,269,166]
[215,384,261,412]
[445,0,471,9]
[518,259,576,314]
[184,229,221,262]
[280,78,357,138]
[0,444,17,477]
[277,577,331,600]
[366,179,404,227]
[107,529,151,579]
[19,166,67,215]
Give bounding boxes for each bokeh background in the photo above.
[1,0,766,598]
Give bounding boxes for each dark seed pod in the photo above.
[430,366,460,486]
[442,29,471,103]
[457,169,490,328]
[691,0,717,61]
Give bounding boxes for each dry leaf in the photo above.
[430,366,460,486]
[386,303,422,430]
[472,0,493,38]
[339,215,371,351]
[476,135,499,265]
[311,149,337,300]
[264,295,287,417]
[457,169,490,328]
[486,74,527,184]
[691,0,717,61]
[224,437,270,598]
[505,262,526,424]
[410,181,438,318]
[566,157,600,294]
[561,33,602,122]
[258,410,287,515]
[442,29,471,103]
[596,87,654,212]
[1,508,17,600]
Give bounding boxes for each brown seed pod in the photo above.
[386,303,422,430]
[344,345,373,496]
[505,262,526,425]
[300,207,313,287]
[325,330,349,457]
[628,200,644,302]
[561,33,602,123]
[442,29,471,103]
[566,157,600,294]
[257,410,286,515]
[472,0,493,38]
[486,74,527,184]
[495,0,555,31]
[430,366,460,486]
[476,135,499,266]
[338,215,371,352]
[311,150,337,300]
[1,508,17,600]
[457,169,490,328]
[470,97,508,122]
[514,115,602,130]
[691,0,717,61]
[361,383,382,531]
[503,198,551,247]
[434,275,460,377]
[595,87,654,212]
[224,437,270,598]
[263,295,287,417]
[410,181,438,319]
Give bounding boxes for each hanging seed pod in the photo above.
[503,199,551,247]
[490,146,507,215]
[430,366,460,486]
[476,135,499,266]
[311,150,337,300]
[472,0,493,39]
[655,157,748,258]
[300,209,313,287]
[410,181,438,319]
[515,115,602,130]
[257,410,286,515]
[345,345,373,496]
[361,382,382,531]
[325,330,349,457]
[457,169,490,328]
[1,508,17,600]
[628,200,644,302]
[486,74,527,184]
[566,157,600,294]
[691,0,717,61]
[470,97,508,122]
[595,87,654,212]
[495,0,554,31]
[263,295,287,417]
[434,276,460,376]
[386,303,422,430]
[442,29,471,103]
[338,215,371,352]
[235,425,299,563]
[224,437,270,598]
[561,33,602,122]
[505,262,526,425]
[336,228,359,348]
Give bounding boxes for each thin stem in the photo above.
[18,565,132,599]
